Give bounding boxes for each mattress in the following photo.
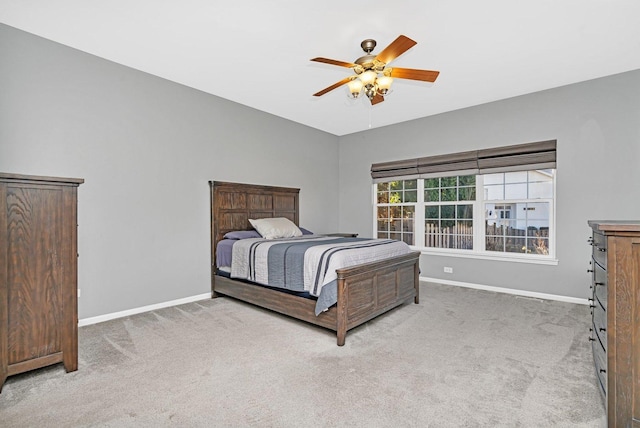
[219,235,412,314]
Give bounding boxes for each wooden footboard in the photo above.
[213,251,420,346]
[335,251,420,345]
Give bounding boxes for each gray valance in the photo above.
[371,140,556,180]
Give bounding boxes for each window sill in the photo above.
[412,247,559,266]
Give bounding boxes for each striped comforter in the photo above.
[230,235,412,314]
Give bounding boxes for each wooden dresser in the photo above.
[0,173,83,392]
[588,220,640,427]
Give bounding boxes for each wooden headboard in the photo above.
[208,181,300,268]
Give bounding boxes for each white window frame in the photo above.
[373,180,418,246]
[372,171,557,265]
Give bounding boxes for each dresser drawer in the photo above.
[591,231,607,269]
[592,299,607,352]
[593,262,607,308]
[592,332,607,398]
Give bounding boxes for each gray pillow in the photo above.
[223,230,262,240]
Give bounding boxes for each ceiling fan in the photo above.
[311,35,440,105]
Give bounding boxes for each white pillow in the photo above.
[249,217,302,239]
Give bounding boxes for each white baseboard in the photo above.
[420,276,589,306]
[78,279,588,327]
[78,293,211,327]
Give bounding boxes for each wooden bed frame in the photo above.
[208,181,420,346]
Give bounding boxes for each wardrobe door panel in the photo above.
[7,186,64,364]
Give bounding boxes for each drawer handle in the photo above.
[599,328,606,332]
[589,305,596,309]
[587,269,594,273]
[589,337,596,342]
[600,369,607,373]
[594,282,604,286]
[597,247,606,252]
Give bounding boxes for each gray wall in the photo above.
[338,69,640,299]
[0,24,340,319]
[3,23,639,320]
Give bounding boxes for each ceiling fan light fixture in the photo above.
[310,35,439,106]
[347,79,363,98]
[360,70,377,87]
[376,75,393,95]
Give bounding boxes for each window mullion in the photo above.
[475,175,484,251]
[372,183,377,238]
[414,179,425,247]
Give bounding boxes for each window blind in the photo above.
[476,140,556,173]
[371,140,556,180]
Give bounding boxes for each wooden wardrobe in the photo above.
[0,173,83,392]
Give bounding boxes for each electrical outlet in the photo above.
[444,267,453,274]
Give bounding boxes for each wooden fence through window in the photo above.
[425,223,473,249]
[425,223,549,254]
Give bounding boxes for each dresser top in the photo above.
[0,172,84,186]
[588,220,640,233]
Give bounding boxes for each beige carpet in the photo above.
[0,282,606,427]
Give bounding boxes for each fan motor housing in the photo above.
[355,54,376,69]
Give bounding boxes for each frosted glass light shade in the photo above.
[377,75,393,93]
[347,79,363,97]
[360,70,377,86]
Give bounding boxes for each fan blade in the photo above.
[375,35,417,64]
[371,94,384,105]
[313,77,353,97]
[390,67,440,82]
[310,57,356,68]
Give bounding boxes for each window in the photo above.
[484,171,553,256]
[376,180,416,245]
[424,175,475,250]
[374,170,555,260]
[371,140,557,262]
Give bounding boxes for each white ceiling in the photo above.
[2,1,640,136]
